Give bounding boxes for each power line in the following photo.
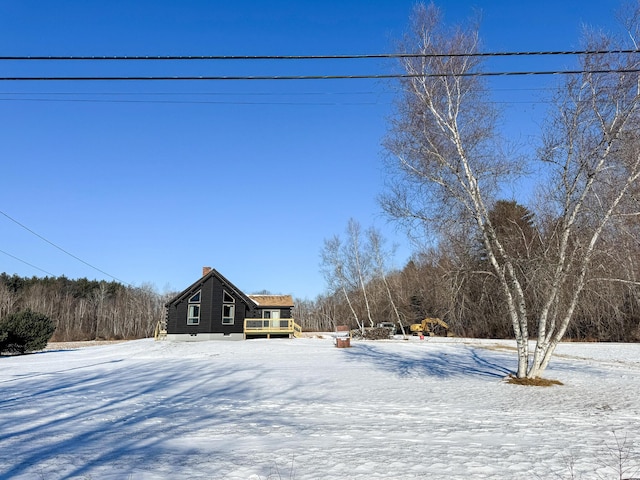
[0,90,385,96]
[0,209,131,286]
[0,86,562,100]
[0,95,561,107]
[1,49,638,60]
[0,248,56,277]
[0,97,381,106]
[1,68,639,82]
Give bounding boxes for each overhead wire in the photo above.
[0,97,381,106]
[2,69,640,81]
[0,90,383,95]
[0,86,562,107]
[0,209,132,286]
[2,47,638,282]
[1,48,638,81]
[0,48,638,60]
[0,248,56,277]
[0,94,563,107]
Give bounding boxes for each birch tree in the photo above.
[383,2,640,378]
[320,234,364,332]
[530,25,640,377]
[344,219,375,328]
[367,226,407,336]
[320,219,381,332]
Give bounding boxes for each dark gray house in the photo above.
[163,267,300,341]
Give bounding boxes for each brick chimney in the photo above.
[202,266,212,277]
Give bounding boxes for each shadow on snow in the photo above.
[0,348,326,479]
[342,343,514,379]
[341,342,605,380]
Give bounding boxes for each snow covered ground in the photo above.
[1,336,639,479]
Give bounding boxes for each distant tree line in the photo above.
[295,205,640,343]
[294,3,640,379]
[0,273,169,342]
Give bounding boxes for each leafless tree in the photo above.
[383,2,640,378]
[0,275,164,341]
[320,234,364,332]
[344,219,375,328]
[321,220,402,332]
[529,21,640,376]
[367,226,407,336]
[294,296,338,332]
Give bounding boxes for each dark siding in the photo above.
[167,280,212,335]
[167,273,247,335]
[211,277,245,335]
[200,278,214,332]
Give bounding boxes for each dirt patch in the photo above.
[505,375,564,387]
[46,340,132,350]
[476,344,517,352]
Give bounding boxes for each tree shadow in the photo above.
[0,346,327,479]
[1,348,76,358]
[342,342,606,381]
[342,343,514,379]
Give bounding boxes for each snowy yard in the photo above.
[1,336,639,479]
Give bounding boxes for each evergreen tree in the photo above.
[0,309,55,354]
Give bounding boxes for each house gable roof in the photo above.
[165,268,257,308]
[247,294,295,307]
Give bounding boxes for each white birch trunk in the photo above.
[385,3,640,379]
[342,286,364,333]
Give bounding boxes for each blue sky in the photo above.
[0,1,625,299]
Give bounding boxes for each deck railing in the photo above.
[154,321,167,341]
[244,318,302,338]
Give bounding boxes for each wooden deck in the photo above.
[243,318,302,338]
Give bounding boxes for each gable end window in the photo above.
[222,290,235,325]
[187,290,201,325]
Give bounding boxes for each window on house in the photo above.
[222,290,235,325]
[187,290,201,325]
[187,304,200,325]
[262,310,280,319]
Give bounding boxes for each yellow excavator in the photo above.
[409,317,451,337]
